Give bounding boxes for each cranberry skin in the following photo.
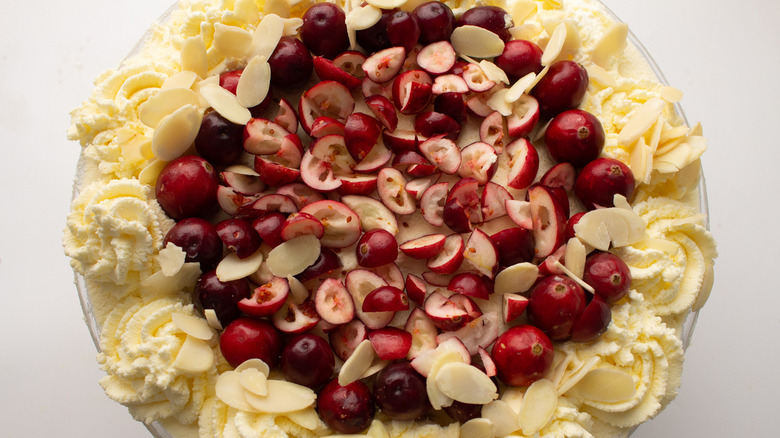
[373,362,430,420]
[544,109,605,167]
[219,318,283,368]
[447,273,491,300]
[387,10,421,53]
[457,6,513,41]
[494,40,543,82]
[219,70,242,94]
[356,229,399,268]
[583,252,631,304]
[296,247,343,282]
[164,217,223,271]
[356,10,392,54]
[194,270,249,327]
[301,3,350,58]
[281,334,335,388]
[490,227,535,267]
[527,275,587,341]
[434,92,467,123]
[318,379,375,434]
[443,401,482,423]
[251,212,286,248]
[195,110,244,166]
[570,295,612,343]
[155,156,219,221]
[531,60,589,118]
[413,1,456,44]
[491,325,554,387]
[564,212,586,241]
[268,36,313,88]
[574,158,635,210]
[216,218,262,259]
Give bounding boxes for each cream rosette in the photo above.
[98,295,218,425]
[538,399,596,438]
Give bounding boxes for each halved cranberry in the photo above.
[251,212,286,248]
[575,157,635,209]
[447,272,491,300]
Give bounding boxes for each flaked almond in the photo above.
[181,36,208,78]
[141,262,201,295]
[654,135,707,173]
[287,275,310,304]
[264,0,290,17]
[505,71,537,103]
[213,22,253,58]
[266,235,321,277]
[173,335,214,374]
[618,98,666,146]
[235,358,271,376]
[518,379,557,435]
[481,399,521,437]
[541,22,567,66]
[251,14,284,59]
[225,164,260,176]
[161,70,198,90]
[486,88,513,116]
[367,419,391,438]
[346,4,382,30]
[553,260,595,294]
[460,418,494,438]
[693,262,715,311]
[216,248,265,282]
[281,17,303,36]
[479,60,509,85]
[591,23,629,67]
[240,367,269,396]
[215,371,257,412]
[286,408,321,432]
[237,55,271,108]
[572,368,636,403]
[510,0,537,24]
[245,380,317,413]
[199,82,252,125]
[204,309,223,331]
[629,136,652,184]
[159,242,187,276]
[500,386,524,413]
[339,339,376,386]
[435,362,498,405]
[172,312,215,341]
[451,25,505,58]
[557,356,601,396]
[493,262,538,294]
[587,63,617,87]
[365,0,408,8]
[573,207,647,251]
[564,237,586,279]
[426,350,462,410]
[510,22,543,41]
[140,88,200,128]
[151,104,202,161]
[661,85,684,103]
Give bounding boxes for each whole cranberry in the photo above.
[164,217,223,271]
[219,318,283,368]
[494,40,543,82]
[219,70,273,116]
[564,212,586,241]
[155,155,219,220]
[281,334,335,388]
[457,6,513,41]
[386,10,421,53]
[356,10,393,53]
[570,295,612,343]
[318,379,375,433]
[574,157,635,210]
[413,1,456,44]
[583,252,631,304]
[195,110,244,166]
[268,36,314,88]
[531,60,589,118]
[373,362,430,420]
[356,229,398,268]
[527,275,587,341]
[491,325,554,387]
[193,270,249,327]
[443,400,482,423]
[216,218,261,259]
[544,109,605,167]
[300,3,349,58]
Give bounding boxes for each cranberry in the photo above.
[296,247,343,282]
[155,155,219,220]
[570,295,612,343]
[373,362,430,420]
[443,400,482,423]
[219,70,242,94]
[527,275,587,341]
[414,111,461,141]
[300,3,349,58]
[356,10,392,54]
[574,157,635,210]
[544,109,605,167]
[194,110,244,166]
[193,270,249,327]
[434,92,467,123]
[491,325,553,387]
[268,36,314,88]
[386,10,421,53]
[531,60,589,118]
[413,1,456,44]
[251,212,286,248]
[494,40,543,82]
[318,379,375,433]
[164,218,223,271]
[216,218,261,259]
[457,6,513,41]
[565,212,586,241]
[489,227,535,267]
[447,272,492,300]
[280,334,335,388]
[583,252,631,304]
[356,229,399,268]
[219,318,283,368]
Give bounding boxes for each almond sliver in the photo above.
[213,22,252,58]
[199,82,252,125]
[541,22,567,66]
[266,235,321,277]
[151,104,202,161]
[591,23,629,67]
[572,368,636,403]
[339,339,376,386]
[435,361,498,405]
[251,13,285,59]
[140,88,200,128]
[240,367,269,396]
[618,98,665,146]
[216,371,257,412]
[216,248,265,282]
[519,379,557,435]
[451,25,505,58]
[236,55,271,108]
[172,335,214,374]
[172,312,215,341]
[494,262,538,294]
[181,36,208,78]
[245,380,317,413]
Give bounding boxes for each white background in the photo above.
[0,0,777,436]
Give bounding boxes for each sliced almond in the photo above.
[172,312,215,341]
[511,0,537,24]
[486,88,513,116]
[586,64,617,87]
[181,36,208,78]
[287,275,310,304]
[151,104,202,161]
[173,335,214,374]
[451,25,505,59]
[266,235,321,277]
[367,419,390,438]
[618,98,665,146]
[264,0,290,17]
[519,379,557,435]
[459,418,494,438]
[216,248,264,282]
[574,207,647,251]
[479,60,509,85]
[346,5,383,31]
[557,355,601,396]
[435,362,498,405]
[250,14,285,59]
[365,0,408,8]
[216,371,257,412]
[204,309,223,331]
[510,22,543,41]
[426,350,464,410]
[159,242,187,276]
[482,400,521,436]
[501,386,524,413]
[239,367,269,396]
[505,71,537,103]
[140,88,200,128]
[541,22,567,66]
[629,136,651,184]
[141,262,201,295]
[572,368,636,403]
[236,55,271,108]
[162,70,198,90]
[285,407,321,431]
[360,359,389,379]
[339,339,376,386]
[235,358,271,376]
[245,380,317,413]
[693,262,715,311]
[199,82,252,125]
[654,135,707,173]
[494,262,539,294]
[281,17,303,35]
[213,22,252,58]
[591,23,629,68]
[564,237,586,279]
[660,85,684,103]
[527,64,550,92]
[553,260,595,294]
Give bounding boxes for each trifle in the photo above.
[64,0,717,437]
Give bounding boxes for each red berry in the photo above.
[268,36,314,88]
[195,109,244,165]
[193,270,249,327]
[373,362,430,420]
[219,318,283,368]
[356,229,399,268]
[457,6,513,41]
[583,252,631,304]
[155,155,219,220]
[570,295,612,343]
[574,157,635,210]
[527,275,586,341]
[164,218,223,271]
[300,3,349,58]
[491,325,553,387]
[494,40,543,82]
[413,1,456,44]
[281,334,335,388]
[531,60,589,118]
[216,218,261,259]
[544,109,605,167]
[318,379,375,434]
